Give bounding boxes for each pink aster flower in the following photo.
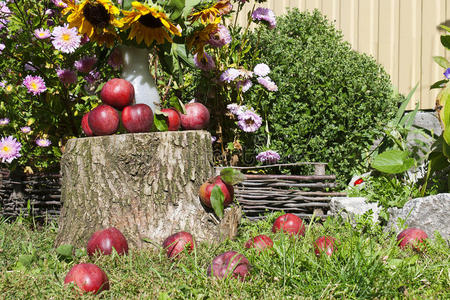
[256,150,280,164]
[74,56,97,73]
[253,63,271,77]
[108,48,123,70]
[194,52,216,71]
[220,68,240,83]
[0,43,5,54]
[237,109,262,132]
[85,70,100,84]
[227,103,243,116]
[52,0,67,8]
[51,24,81,53]
[56,69,77,85]
[0,118,10,125]
[36,138,51,147]
[20,126,31,134]
[252,7,276,29]
[237,79,253,93]
[0,136,21,163]
[34,28,51,39]
[257,76,278,92]
[209,24,232,48]
[23,75,47,95]
[0,2,11,30]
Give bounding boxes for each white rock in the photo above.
[329,197,380,223]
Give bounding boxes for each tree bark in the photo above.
[55,131,241,249]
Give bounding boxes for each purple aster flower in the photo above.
[108,48,123,70]
[256,150,280,164]
[227,103,243,116]
[36,138,51,147]
[253,63,271,77]
[237,109,262,132]
[0,81,5,88]
[24,62,37,72]
[220,68,240,83]
[20,126,31,133]
[0,43,4,54]
[237,79,253,93]
[209,24,232,48]
[257,76,278,92]
[252,7,276,29]
[23,75,47,95]
[0,136,21,163]
[34,28,51,39]
[52,0,67,8]
[74,56,97,73]
[194,52,216,71]
[211,136,217,143]
[80,34,90,45]
[56,69,77,85]
[0,2,11,30]
[51,24,81,53]
[84,70,100,84]
[444,68,450,79]
[0,118,9,125]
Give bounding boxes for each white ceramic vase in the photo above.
[120,45,160,113]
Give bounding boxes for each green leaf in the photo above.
[220,168,246,185]
[182,0,202,18]
[154,111,169,131]
[433,56,450,69]
[17,255,34,268]
[168,0,185,9]
[440,24,450,32]
[394,83,418,125]
[56,244,73,258]
[169,97,186,114]
[210,185,224,218]
[441,35,450,49]
[429,151,450,172]
[122,0,133,10]
[430,79,448,90]
[226,142,234,151]
[371,149,415,174]
[443,137,450,158]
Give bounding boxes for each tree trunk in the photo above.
[55,131,241,249]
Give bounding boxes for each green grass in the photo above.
[0,213,448,299]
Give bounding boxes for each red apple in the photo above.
[180,102,210,130]
[81,112,93,136]
[314,236,337,257]
[162,231,195,258]
[100,78,134,110]
[121,104,154,133]
[397,228,428,251]
[198,176,234,208]
[207,251,250,281]
[87,227,129,256]
[161,108,181,131]
[272,213,306,237]
[87,104,119,136]
[64,263,109,295]
[244,235,273,252]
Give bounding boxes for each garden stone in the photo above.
[329,197,380,223]
[55,131,241,249]
[387,193,450,240]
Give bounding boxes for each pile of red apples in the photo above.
[81,78,210,136]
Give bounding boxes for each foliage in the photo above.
[0,214,449,298]
[0,0,120,172]
[242,9,402,183]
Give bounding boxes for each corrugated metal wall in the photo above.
[235,0,450,110]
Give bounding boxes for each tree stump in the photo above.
[55,131,241,249]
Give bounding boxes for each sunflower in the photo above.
[187,23,218,57]
[62,0,122,46]
[120,2,181,47]
[189,0,232,25]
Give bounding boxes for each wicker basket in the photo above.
[0,169,61,220]
[232,163,346,220]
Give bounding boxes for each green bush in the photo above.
[245,9,403,183]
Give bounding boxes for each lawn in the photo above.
[0,213,448,299]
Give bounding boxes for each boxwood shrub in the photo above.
[246,9,403,183]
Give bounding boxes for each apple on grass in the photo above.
[397,228,428,251]
[88,104,119,136]
[87,227,129,256]
[100,78,134,110]
[207,251,250,281]
[314,236,337,257]
[272,213,306,237]
[81,112,93,136]
[162,231,195,258]
[64,263,109,295]
[121,103,154,133]
[244,235,273,252]
[161,108,181,131]
[198,176,234,209]
[180,102,210,130]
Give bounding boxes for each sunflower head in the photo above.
[187,23,218,56]
[189,0,231,25]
